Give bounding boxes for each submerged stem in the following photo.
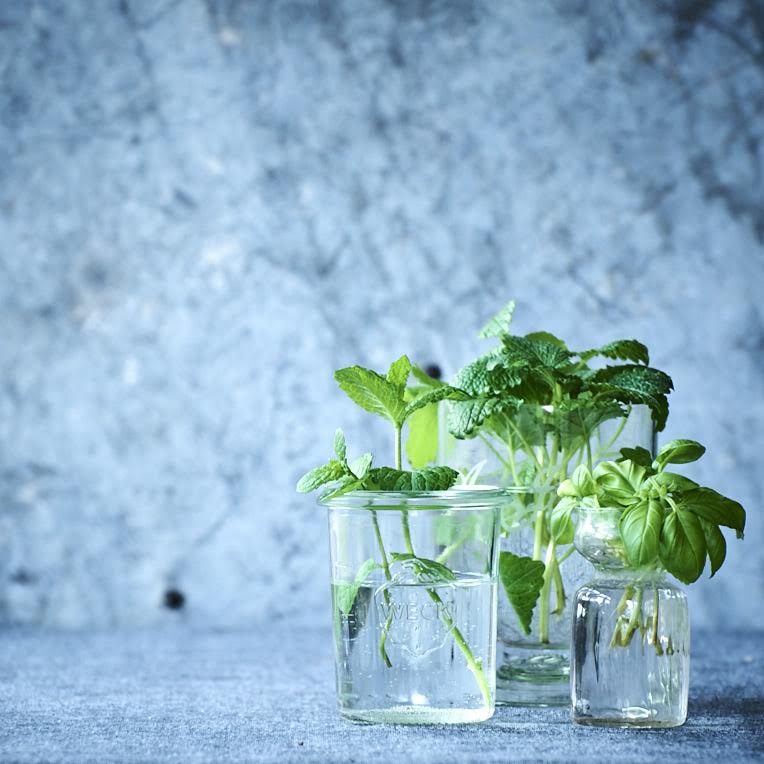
[371,510,393,668]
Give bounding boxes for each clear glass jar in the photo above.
[571,507,689,727]
[444,404,654,706]
[322,487,504,724]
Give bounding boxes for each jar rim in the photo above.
[319,484,512,510]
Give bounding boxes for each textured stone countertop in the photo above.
[0,627,762,763]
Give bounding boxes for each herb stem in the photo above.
[371,510,393,668]
[538,539,557,644]
[401,516,492,707]
[394,426,402,471]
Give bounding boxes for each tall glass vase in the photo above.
[443,403,654,706]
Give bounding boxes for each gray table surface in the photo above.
[0,627,762,763]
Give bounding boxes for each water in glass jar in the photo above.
[332,572,497,724]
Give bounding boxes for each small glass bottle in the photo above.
[571,507,689,728]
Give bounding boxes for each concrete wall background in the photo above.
[1,0,762,629]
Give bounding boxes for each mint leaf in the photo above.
[349,452,373,480]
[700,519,726,577]
[677,487,746,538]
[619,446,653,468]
[660,508,706,584]
[320,475,364,500]
[336,558,379,615]
[619,499,662,566]
[391,553,456,583]
[367,466,459,491]
[296,460,346,493]
[524,331,568,348]
[478,299,516,338]
[453,350,522,396]
[448,396,517,439]
[654,439,706,470]
[579,339,649,365]
[499,551,545,635]
[403,384,468,420]
[386,355,412,393]
[500,335,571,370]
[405,401,439,469]
[334,429,347,463]
[589,365,673,431]
[335,366,406,425]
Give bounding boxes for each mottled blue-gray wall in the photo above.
[1,0,763,629]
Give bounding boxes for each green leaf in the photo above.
[447,396,517,439]
[386,355,412,393]
[411,366,446,388]
[524,331,568,349]
[619,499,662,566]
[349,452,373,480]
[499,551,545,635]
[659,508,706,584]
[336,558,379,615]
[579,339,649,365]
[550,497,576,544]
[642,471,698,496]
[571,464,597,497]
[405,401,439,469]
[335,366,406,425]
[500,335,572,370]
[403,385,469,420]
[453,350,522,396]
[594,459,647,504]
[654,439,706,470]
[367,466,459,491]
[478,299,516,338]
[334,429,347,463]
[589,365,673,431]
[390,553,456,583]
[296,459,346,493]
[619,446,653,468]
[677,487,746,538]
[700,519,726,577]
[320,475,364,500]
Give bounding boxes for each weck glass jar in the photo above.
[570,506,690,727]
[322,487,504,724]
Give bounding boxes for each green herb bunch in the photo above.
[553,439,745,651]
[441,300,675,645]
[296,355,493,706]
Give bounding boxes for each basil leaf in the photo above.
[499,551,545,635]
[641,471,698,497]
[654,439,706,470]
[594,459,647,504]
[550,497,576,544]
[700,519,727,577]
[677,487,745,538]
[619,498,662,566]
[659,508,706,584]
[571,464,597,497]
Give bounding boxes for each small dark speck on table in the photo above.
[0,628,762,763]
